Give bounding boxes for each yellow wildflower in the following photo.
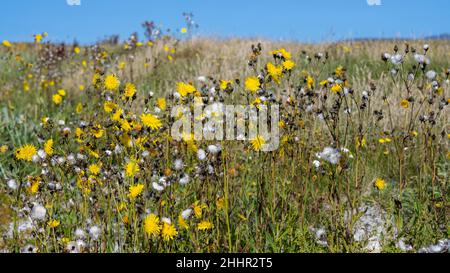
[251,135,265,152]
[282,60,295,70]
[178,215,189,230]
[47,219,60,228]
[15,144,37,161]
[125,160,140,178]
[52,94,62,105]
[44,139,54,156]
[2,40,12,47]
[128,183,144,199]
[124,83,136,98]
[157,98,166,110]
[330,84,342,94]
[144,214,161,236]
[103,101,117,113]
[176,82,196,97]
[88,163,101,175]
[400,99,410,109]
[161,222,178,241]
[104,74,120,91]
[245,76,260,93]
[266,62,283,83]
[374,178,386,190]
[140,113,162,130]
[197,221,214,231]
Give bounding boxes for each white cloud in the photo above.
[367,0,381,6]
[67,0,81,6]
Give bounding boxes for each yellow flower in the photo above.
[120,119,132,132]
[79,85,85,91]
[91,125,104,138]
[161,222,178,241]
[74,47,80,54]
[266,62,283,83]
[42,117,50,126]
[125,160,140,178]
[197,220,214,231]
[356,137,366,148]
[111,108,124,122]
[400,99,410,109]
[270,48,291,60]
[140,113,162,130]
[118,62,126,70]
[92,73,101,85]
[52,94,62,105]
[15,144,37,161]
[89,149,100,159]
[123,83,136,98]
[193,201,207,219]
[251,135,266,151]
[47,219,60,228]
[144,214,161,236]
[181,27,187,34]
[330,84,342,94]
[282,60,295,71]
[29,180,40,194]
[178,215,189,230]
[2,40,12,47]
[23,81,30,91]
[88,163,101,175]
[0,145,8,153]
[378,137,392,144]
[34,34,43,43]
[245,76,260,93]
[76,103,83,114]
[157,98,166,110]
[75,127,83,138]
[103,101,117,113]
[306,75,315,90]
[335,66,345,77]
[104,74,120,91]
[61,237,70,245]
[44,139,54,156]
[128,183,144,199]
[220,80,232,90]
[176,82,196,97]
[216,197,225,211]
[374,178,386,190]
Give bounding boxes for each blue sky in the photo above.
[1,0,449,44]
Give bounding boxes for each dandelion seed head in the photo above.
[7,179,17,190]
[88,225,101,241]
[181,208,192,219]
[197,149,206,161]
[31,204,47,220]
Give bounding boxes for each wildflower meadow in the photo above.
[0,12,449,254]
